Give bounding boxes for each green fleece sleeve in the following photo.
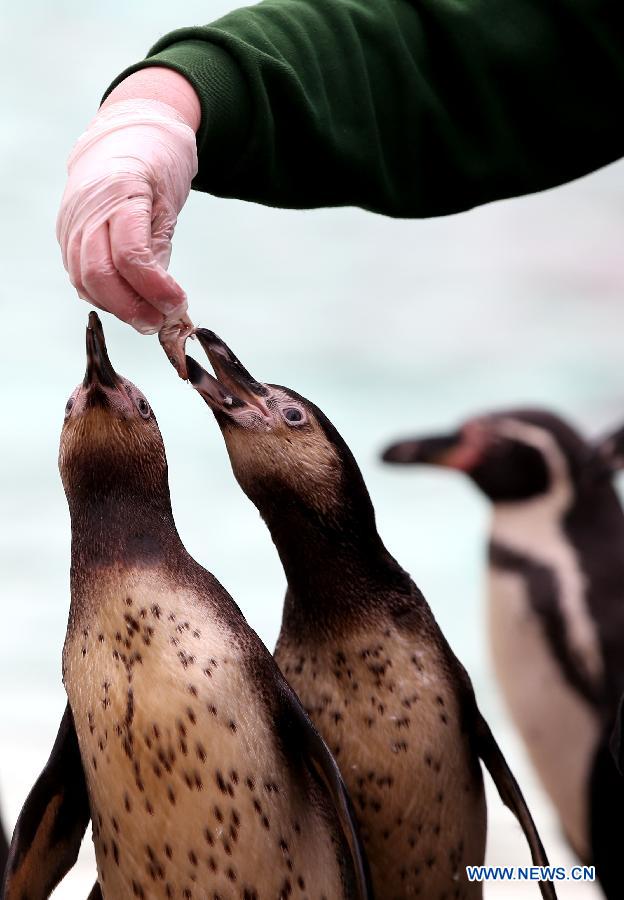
[105,0,624,217]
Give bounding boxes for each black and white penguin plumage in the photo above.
[2,313,370,900]
[383,407,624,898]
[186,331,557,900]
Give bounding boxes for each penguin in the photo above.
[382,407,624,898]
[185,330,557,900]
[2,312,370,900]
[0,807,8,883]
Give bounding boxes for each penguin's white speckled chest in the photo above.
[276,620,486,900]
[63,568,345,900]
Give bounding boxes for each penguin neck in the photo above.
[564,478,624,570]
[68,485,183,571]
[257,487,410,624]
[491,477,624,550]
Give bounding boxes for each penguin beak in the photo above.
[187,329,271,419]
[84,312,120,390]
[185,355,248,413]
[381,432,476,470]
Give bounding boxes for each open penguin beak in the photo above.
[84,311,120,390]
[381,431,476,470]
[186,329,271,420]
[185,355,244,413]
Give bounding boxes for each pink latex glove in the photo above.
[56,96,198,336]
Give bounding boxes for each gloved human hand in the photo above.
[57,97,198,335]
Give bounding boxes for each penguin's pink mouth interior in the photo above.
[437,423,490,471]
[382,426,489,472]
[434,441,485,472]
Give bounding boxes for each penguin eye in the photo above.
[282,406,305,425]
[135,396,151,419]
[65,396,75,418]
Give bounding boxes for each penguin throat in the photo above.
[68,489,180,570]
[260,495,407,622]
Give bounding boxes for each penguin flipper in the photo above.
[2,703,91,900]
[609,693,624,774]
[474,712,557,900]
[280,685,372,900]
[589,733,624,898]
[0,806,8,886]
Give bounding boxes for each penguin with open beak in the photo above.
[382,409,624,898]
[2,313,370,900]
[186,331,557,900]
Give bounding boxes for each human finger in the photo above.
[108,199,186,317]
[81,223,164,333]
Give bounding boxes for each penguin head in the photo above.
[59,312,167,501]
[382,409,611,504]
[186,331,370,521]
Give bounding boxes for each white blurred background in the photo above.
[2,2,623,896]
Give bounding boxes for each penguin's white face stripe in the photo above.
[493,419,571,508]
[490,419,605,689]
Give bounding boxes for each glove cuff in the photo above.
[103,41,251,192]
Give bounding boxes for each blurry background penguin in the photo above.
[184,331,558,900]
[382,409,624,898]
